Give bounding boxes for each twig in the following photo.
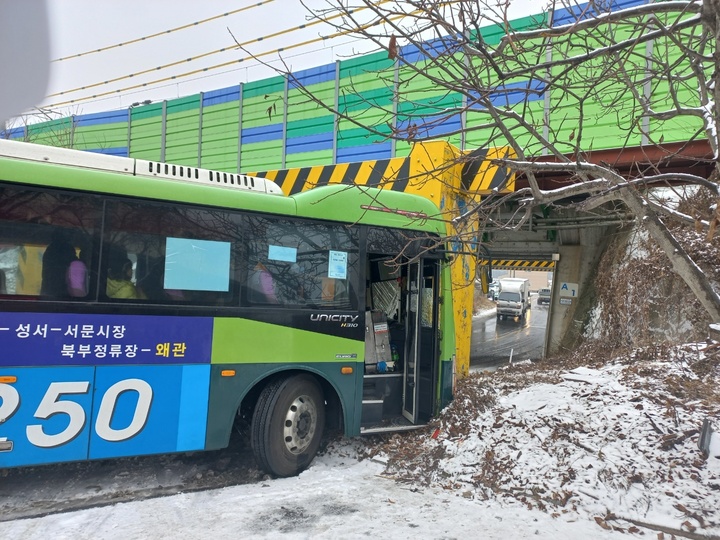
[608,515,720,540]
[660,429,700,450]
[644,412,665,435]
[577,489,600,500]
[560,375,594,384]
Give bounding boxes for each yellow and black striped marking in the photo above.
[249,143,514,197]
[460,147,514,194]
[479,259,556,270]
[251,157,412,196]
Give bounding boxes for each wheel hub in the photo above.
[283,394,317,454]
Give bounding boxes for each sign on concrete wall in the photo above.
[559,282,579,298]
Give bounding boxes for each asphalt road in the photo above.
[470,296,548,371]
[0,421,265,522]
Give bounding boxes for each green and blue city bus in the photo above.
[0,139,456,477]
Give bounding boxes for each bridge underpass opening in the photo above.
[470,258,556,371]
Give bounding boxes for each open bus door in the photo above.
[402,258,440,424]
[361,254,442,432]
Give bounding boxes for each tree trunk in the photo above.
[619,189,720,323]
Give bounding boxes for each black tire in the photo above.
[251,374,325,477]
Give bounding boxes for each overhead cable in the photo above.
[48,1,392,100]
[49,6,335,99]
[52,1,275,63]
[44,25,360,109]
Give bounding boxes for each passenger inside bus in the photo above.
[67,243,89,298]
[247,260,278,303]
[137,256,187,303]
[106,248,146,300]
[41,229,77,299]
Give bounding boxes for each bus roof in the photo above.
[291,185,445,233]
[0,140,445,234]
[0,138,283,195]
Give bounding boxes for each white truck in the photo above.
[496,278,531,320]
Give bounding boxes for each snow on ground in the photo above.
[1,343,718,539]
[435,363,720,532]
[369,343,720,538]
[0,443,627,540]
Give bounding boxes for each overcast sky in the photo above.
[34,0,539,118]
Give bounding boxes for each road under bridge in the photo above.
[478,208,623,360]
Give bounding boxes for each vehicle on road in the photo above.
[537,287,551,305]
[496,278,530,321]
[0,139,456,478]
[488,282,499,300]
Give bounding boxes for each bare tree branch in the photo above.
[238,0,720,321]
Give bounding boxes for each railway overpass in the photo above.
[248,139,627,373]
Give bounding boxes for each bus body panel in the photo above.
[88,364,210,459]
[0,364,211,467]
[0,311,365,467]
[0,139,457,472]
[204,361,361,450]
[0,312,213,367]
[0,366,95,467]
[0,311,215,467]
[210,316,364,364]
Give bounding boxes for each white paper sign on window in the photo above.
[328,250,347,279]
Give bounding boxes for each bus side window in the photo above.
[0,185,101,300]
[0,242,44,297]
[103,199,238,306]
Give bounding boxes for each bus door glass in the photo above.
[402,258,439,424]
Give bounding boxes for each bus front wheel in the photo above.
[251,374,325,477]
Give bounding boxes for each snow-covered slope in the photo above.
[369,343,720,537]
